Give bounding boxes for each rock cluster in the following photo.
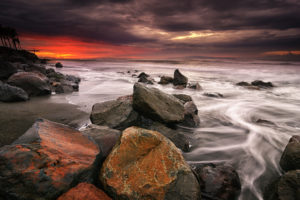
[236,80,274,89]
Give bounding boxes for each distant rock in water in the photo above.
[138,75,154,84]
[204,92,224,98]
[187,82,202,90]
[236,81,251,86]
[159,76,173,85]
[0,61,17,80]
[0,81,29,102]
[251,80,273,88]
[55,62,63,68]
[137,72,149,78]
[100,127,200,200]
[0,119,100,200]
[7,72,51,96]
[57,183,112,200]
[280,135,300,172]
[191,163,241,200]
[173,69,188,87]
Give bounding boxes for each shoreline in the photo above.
[0,95,89,147]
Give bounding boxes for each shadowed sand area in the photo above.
[0,95,89,147]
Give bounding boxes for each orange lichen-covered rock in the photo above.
[100,127,200,200]
[57,182,111,200]
[0,119,100,200]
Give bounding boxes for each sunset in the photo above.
[0,1,300,200]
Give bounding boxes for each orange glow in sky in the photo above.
[20,34,151,59]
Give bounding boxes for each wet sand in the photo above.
[0,95,90,147]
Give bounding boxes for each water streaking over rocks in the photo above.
[53,59,300,200]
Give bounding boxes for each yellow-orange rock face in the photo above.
[100,127,200,200]
[57,182,112,200]
[0,119,100,200]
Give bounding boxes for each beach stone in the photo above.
[180,101,200,127]
[55,62,63,68]
[280,135,300,171]
[138,75,154,84]
[0,119,100,200]
[188,82,202,90]
[251,80,273,88]
[191,163,241,200]
[57,182,111,200]
[137,72,149,78]
[90,98,139,130]
[159,76,173,85]
[82,124,121,158]
[133,83,184,124]
[7,72,51,96]
[173,69,188,87]
[0,61,17,80]
[173,94,193,104]
[100,127,200,200]
[204,92,224,98]
[0,81,29,102]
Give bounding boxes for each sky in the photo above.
[1,0,300,60]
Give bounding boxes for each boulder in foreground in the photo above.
[7,72,51,96]
[0,119,100,200]
[100,127,200,200]
[57,182,111,200]
[133,83,184,124]
[280,135,300,171]
[0,81,29,102]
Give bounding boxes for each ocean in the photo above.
[51,59,300,200]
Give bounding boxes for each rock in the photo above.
[251,80,273,88]
[47,71,65,82]
[24,64,47,75]
[173,94,193,104]
[0,81,29,102]
[7,72,51,96]
[0,61,17,80]
[117,94,132,101]
[55,62,63,68]
[100,127,200,200]
[82,124,121,158]
[204,92,224,98]
[57,182,111,200]
[90,98,139,130]
[188,82,202,90]
[0,119,100,200]
[276,170,300,200]
[236,81,251,86]
[174,85,186,90]
[173,69,188,87]
[66,74,81,84]
[46,68,55,74]
[159,76,173,85]
[138,75,154,84]
[256,119,275,126]
[180,101,200,127]
[54,82,74,94]
[191,163,241,200]
[137,72,149,78]
[133,83,184,124]
[280,135,300,171]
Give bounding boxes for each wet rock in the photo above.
[204,92,224,98]
[138,75,154,84]
[137,72,149,78]
[180,101,200,127]
[191,163,241,200]
[280,135,300,171]
[0,61,17,80]
[173,69,188,87]
[47,71,65,82]
[57,182,112,200]
[55,62,63,68]
[159,76,173,85]
[173,94,193,104]
[0,119,100,200]
[188,82,202,90]
[100,127,200,200]
[174,85,186,90]
[82,124,121,158]
[256,119,275,126]
[236,81,251,86]
[117,94,133,101]
[277,170,300,200]
[0,81,29,102]
[7,72,51,96]
[236,82,260,90]
[133,83,184,124]
[90,98,139,130]
[251,80,273,88]
[54,82,74,94]
[66,74,81,84]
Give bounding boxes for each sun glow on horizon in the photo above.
[172,32,214,40]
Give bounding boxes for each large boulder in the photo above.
[7,72,51,96]
[0,61,17,80]
[82,124,121,158]
[180,101,200,127]
[0,81,29,102]
[133,83,184,124]
[280,135,300,171]
[57,183,111,200]
[90,98,139,130]
[0,119,100,200]
[191,163,241,200]
[159,76,173,85]
[100,127,200,200]
[173,69,188,87]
